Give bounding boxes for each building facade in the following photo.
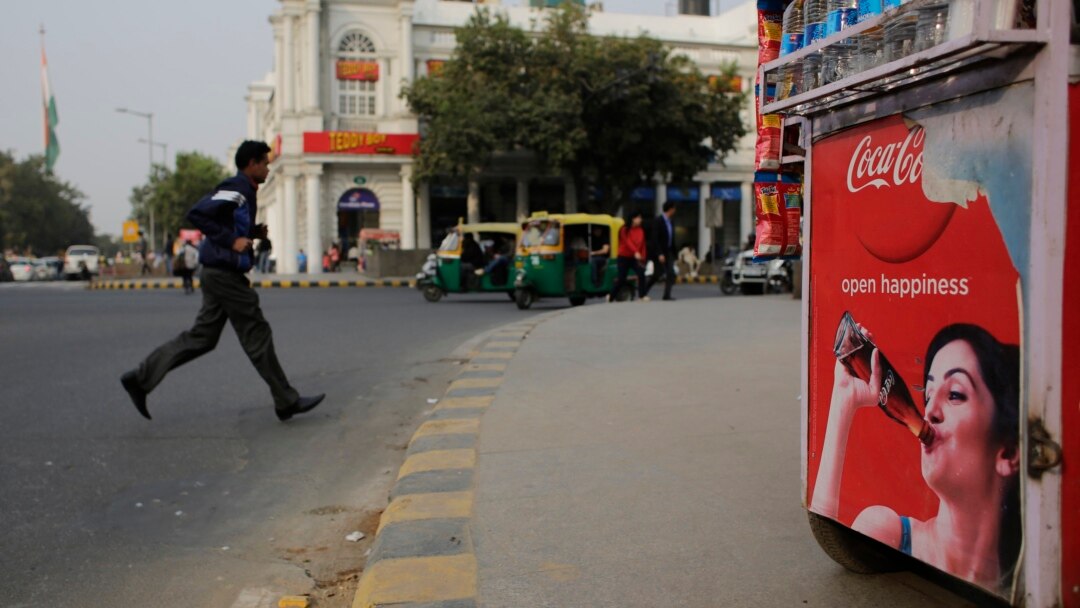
[246,0,757,274]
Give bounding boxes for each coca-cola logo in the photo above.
[846,127,924,193]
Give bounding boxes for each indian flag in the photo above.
[41,44,59,173]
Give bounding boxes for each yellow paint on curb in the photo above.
[462,363,507,373]
[434,396,494,411]
[410,418,480,442]
[377,491,474,535]
[447,377,502,392]
[278,596,310,608]
[397,449,475,480]
[298,280,311,288]
[352,554,476,608]
[472,350,514,360]
[486,340,521,349]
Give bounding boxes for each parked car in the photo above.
[7,257,36,282]
[34,257,62,280]
[64,245,100,280]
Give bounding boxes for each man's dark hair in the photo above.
[235,140,272,171]
[662,201,676,213]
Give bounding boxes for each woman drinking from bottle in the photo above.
[812,323,1021,591]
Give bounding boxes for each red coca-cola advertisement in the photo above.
[808,99,1030,598]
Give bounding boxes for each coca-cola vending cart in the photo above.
[759,0,1077,605]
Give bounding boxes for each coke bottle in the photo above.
[833,311,935,444]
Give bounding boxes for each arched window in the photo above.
[337,31,377,117]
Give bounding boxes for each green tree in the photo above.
[0,151,95,255]
[129,151,228,244]
[403,3,747,212]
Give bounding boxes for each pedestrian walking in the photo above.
[297,249,308,273]
[588,225,611,287]
[608,210,649,302]
[330,243,341,272]
[256,237,272,273]
[178,239,199,294]
[163,232,175,276]
[120,141,324,422]
[138,231,151,276]
[645,201,677,301]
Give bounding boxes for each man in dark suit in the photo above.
[646,201,677,301]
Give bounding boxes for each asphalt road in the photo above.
[0,281,723,607]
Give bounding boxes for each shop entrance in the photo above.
[337,188,381,250]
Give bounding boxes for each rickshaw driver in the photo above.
[460,233,485,290]
[475,235,513,280]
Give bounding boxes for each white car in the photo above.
[7,257,36,281]
[64,245,100,280]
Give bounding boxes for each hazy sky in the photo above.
[1,0,740,237]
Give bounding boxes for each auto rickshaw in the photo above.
[512,212,634,309]
[417,221,522,303]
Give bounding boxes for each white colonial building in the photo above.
[246,0,758,274]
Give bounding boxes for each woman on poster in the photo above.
[812,323,1021,591]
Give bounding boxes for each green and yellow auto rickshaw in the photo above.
[417,221,522,303]
[512,212,634,309]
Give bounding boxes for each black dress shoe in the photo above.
[121,371,151,420]
[276,394,326,421]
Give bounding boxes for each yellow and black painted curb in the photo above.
[90,275,716,291]
[88,278,417,290]
[351,321,542,608]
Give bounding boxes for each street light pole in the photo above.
[138,138,169,169]
[117,107,156,252]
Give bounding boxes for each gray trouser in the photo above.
[134,267,299,410]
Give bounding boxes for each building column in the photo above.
[564,177,578,214]
[467,177,480,224]
[305,169,323,274]
[740,181,754,246]
[655,175,667,215]
[282,174,300,274]
[378,58,390,117]
[282,14,296,113]
[417,181,431,249]
[516,178,529,221]
[306,2,321,111]
[272,17,284,120]
[399,3,415,115]
[400,165,417,249]
[698,181,710,261]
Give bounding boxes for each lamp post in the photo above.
[116,107,156,251]
[138,138,168,169]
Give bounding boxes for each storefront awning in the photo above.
[338,188,380,211]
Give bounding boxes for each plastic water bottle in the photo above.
[914,3,949,52]
[803,0,826,47]
[777,0,805,100]
[856,26,885,72]
[802,50,823,92]
[883,11,918,62]
[858,0,884,22]
[822,0,856,84]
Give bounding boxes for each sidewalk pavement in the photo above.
[356,296,979,608]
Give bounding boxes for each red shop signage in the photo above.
[303,132,419,155]
[336,60,379,81]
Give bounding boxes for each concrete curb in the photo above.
[351,315,558,608]
[88,278,417,290]
[88,275,718,291]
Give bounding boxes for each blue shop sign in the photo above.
[338,188,380,211]
[666,185,700,202]
[710,184,743,201]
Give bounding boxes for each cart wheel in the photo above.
[569,295,587,307]
[514,288,535,310]
[615,285,634,302]
[422,284,444,303]
[807,512,900,574]
[720,278,737,295]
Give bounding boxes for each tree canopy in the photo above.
[129,151,228,244]
[0,151,95,255]
[403,3,747,211]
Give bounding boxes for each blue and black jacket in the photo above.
[187,173,257,273]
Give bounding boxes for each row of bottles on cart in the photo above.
[775,0,1024,100]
